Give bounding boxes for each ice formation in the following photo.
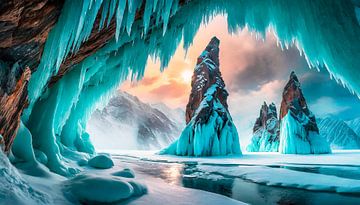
[279,72,331,154]
[247,102,280,152]
[0,0,356,175]
[160,37,241,156]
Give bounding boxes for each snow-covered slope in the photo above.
[347,117,360,137]
[161,37,241,156]
[318,118,360,150]
[247,102,280,152]
[87,91,184,150]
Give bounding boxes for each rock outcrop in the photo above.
[0,66,31,152]
[279,71,331,154]
[247,102,280,152]
[160,37,241,156]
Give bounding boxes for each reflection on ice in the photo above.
[113,153,360,205]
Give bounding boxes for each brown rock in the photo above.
[0,67,31,152]
[253,102,279,137]
[279,71,319,133]
[185,36,228,123]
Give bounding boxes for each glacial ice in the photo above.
[247,130,280,152]
[12,121,36,162]
[16,0,360,175]
[160,84,241,156]
[279,113,331,154]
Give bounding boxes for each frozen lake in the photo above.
[110,150,360,205]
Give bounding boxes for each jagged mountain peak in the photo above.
[186,37,228,123]
[87,91,184,150]
[247,101,280,152]
[279,72,330,154]
[161,37,241,156]
[289,71,299,82]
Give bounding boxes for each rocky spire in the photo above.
[279,71,318,133]
[185,36,228,124]
[247,101,280,152]
[278,71,330,154]
[161,37,241,156]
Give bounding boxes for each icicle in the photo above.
[115,0,126,41]
[106,0,118,27]
[99,0,110,30]
[162,0,173,35]
[143,0,153,34]
[126,0,142,36]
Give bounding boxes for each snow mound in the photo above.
[88,154,114,169]
[112,168,135,178]
[64,174,146,203]
[0,149,49,205]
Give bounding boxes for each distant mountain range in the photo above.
[87,90,360,151]
[87,91,184,150]
[318,117,360,149]
[347,117,360,137]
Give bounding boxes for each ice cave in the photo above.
[1,0,360,204]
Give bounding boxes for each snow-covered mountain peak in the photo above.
[318,117,360,149]
[87,91,184,150]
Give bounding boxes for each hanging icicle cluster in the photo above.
[17,0,360,175]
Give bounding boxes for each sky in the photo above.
[120,15,360,146]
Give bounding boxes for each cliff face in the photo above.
[161,37,241,156]
[0,0,63,70]
[0,67,31,152]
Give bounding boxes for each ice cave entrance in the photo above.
[86,15,358,154]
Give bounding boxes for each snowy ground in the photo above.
[6,150,360,205]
